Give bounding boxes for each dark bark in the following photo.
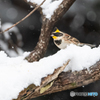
[16,60,100,100]
[24,0,76,62]
[25,18,54,61]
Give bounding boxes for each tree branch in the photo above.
[0,0,46,34]
[16,60,100,100]
[24,0,76,62]
[24,0,43,13]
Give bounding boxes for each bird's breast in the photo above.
[54,39,69,49]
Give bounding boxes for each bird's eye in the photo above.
[53,32,63,37]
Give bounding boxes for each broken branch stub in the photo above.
[35,59,70,92]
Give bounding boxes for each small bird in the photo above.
[51,27,96,49]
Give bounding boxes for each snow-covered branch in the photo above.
[24,0,76,62]
[0,45,99,100]
[17,60,100,100]
[13,45,100,100]
[0,22,23,57]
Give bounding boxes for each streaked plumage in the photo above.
[51,28,96,49]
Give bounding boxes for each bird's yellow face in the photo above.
[52,36,58,39]
[51,28,61,40]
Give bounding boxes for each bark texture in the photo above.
[12,1,100,100]
[16,60,100,100]
[24,0,76,62]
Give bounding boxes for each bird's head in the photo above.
[51,27,64,40]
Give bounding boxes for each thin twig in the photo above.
[0,0,46,34]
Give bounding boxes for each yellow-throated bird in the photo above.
[51,27,96,49]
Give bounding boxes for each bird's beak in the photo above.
[51,34,57,39]
[51,34,54,37]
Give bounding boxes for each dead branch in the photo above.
[25,0,76,62]
[16,60,100,100]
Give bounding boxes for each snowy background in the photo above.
[0,0,100,100]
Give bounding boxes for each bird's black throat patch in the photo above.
[55,40,62,45]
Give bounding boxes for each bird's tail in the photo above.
[86,44,96,48]
[78,43,96,48]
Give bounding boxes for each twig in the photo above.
[0,0,46,34]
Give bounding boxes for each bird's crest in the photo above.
[53,27,60,33]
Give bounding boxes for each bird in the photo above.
[51,27,96,49]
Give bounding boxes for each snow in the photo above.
[0,22,23,57]
[0,40,23,57]
[27,0,63,19]
[0,44,100,100]
[1,23,23,42]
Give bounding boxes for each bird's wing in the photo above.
[64,34,80,44]
[72,37,80,44]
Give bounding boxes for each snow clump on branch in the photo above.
[27,0,63,19]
